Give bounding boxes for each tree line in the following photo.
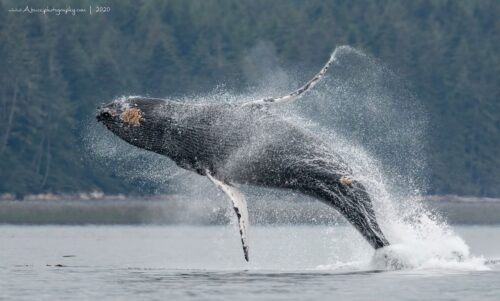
[0,0,498,196]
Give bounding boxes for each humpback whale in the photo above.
[96,48,390,261]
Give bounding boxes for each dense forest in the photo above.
[0,0,498,196]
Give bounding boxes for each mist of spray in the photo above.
[278,45,483,270]
[230,44,485,270]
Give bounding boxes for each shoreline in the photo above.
[1,192,499,203]
[1,193,500,225]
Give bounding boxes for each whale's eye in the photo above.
[120,108,142,126]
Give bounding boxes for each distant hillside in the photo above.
[0,0,498,196]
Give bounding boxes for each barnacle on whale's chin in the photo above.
[120,108,142,126]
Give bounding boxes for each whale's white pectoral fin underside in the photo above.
[242,49,337,108]
[206,172,250,262]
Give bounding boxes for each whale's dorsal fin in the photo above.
[242,49,337,108]
[206,171,249,262]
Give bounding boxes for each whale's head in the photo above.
[96,96,169,152]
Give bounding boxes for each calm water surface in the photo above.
[1,225,499,300]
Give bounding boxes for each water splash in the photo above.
[242,45,486,271]
[280,45,486,271]
[85,45,487,271]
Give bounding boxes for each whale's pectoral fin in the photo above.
[242,48,338,108]
[206,172,250,262]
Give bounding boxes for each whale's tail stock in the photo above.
[338,181,390,249]
[304,175,390,250]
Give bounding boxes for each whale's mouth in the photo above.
[96,104,120,123]
[96,102,137,125]
[96,110,111,122]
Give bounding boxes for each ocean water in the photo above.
[0,225,499,300]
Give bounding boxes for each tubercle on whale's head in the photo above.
[96,96,169,151]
